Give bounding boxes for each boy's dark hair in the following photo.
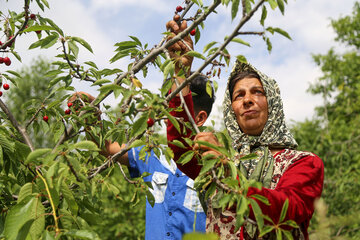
[190,73,215,116]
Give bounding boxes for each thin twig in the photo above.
[117,162,137,184]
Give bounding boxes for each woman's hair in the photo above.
[229,71,261,100]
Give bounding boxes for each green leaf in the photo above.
[280,219,299,228]
[0,132,15,153]
[236,55,248,63]
[249,198,264,230]
[162,60,175,79]
[276,0,285,14]
[162,110,180,133]
[231,38,251,47]
[259,225,275,237]
[268,0,278,10]
[61,182,79,215]
[4,197,37,240]
[129,35,142,47]
[41,34,59,49]
[23,25,55,32]
[43,17,64,36]
[40,0,50,8]
[169,140,186,149]
[273,27,292,40]
[231,0,240,20]
[129,139,145,149]
[17,183,37,203]
[64,229,100,240]
[5,70,21,78]
[114,40,139,50]
[260,5,267,26]
[282,230,294,240]
[186,51,206,60]
[146,189,155,207]
[84,61,98,69]
[131,114,148,138]
[236,196,248,215]
[203,41,217,53]
[206,81,213,98]
[199,159,217,175]
[250,194,270,205]
[91,79,112,86]
[195,140,229,156]
[25,148,52,164]
[279,198,289,222]
[71,36,93,53]
[276,228,283,240]
[68,40,79,58]
[99,83,122,93]
[183,232,219,240]
[109,51,129,63]
[72,141,100,151]
[177,150,195,165]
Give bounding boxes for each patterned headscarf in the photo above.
[223,60,298,185]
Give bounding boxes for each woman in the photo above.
[194,61,324,240]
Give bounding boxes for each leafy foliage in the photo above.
[0,0,299,239]
[291,2,360,239]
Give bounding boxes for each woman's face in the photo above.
[231,77,268,136]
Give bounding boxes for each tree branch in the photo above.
[0,99,34,151]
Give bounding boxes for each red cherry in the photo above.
[67,102,73,107]
[0,41,2,46]
[0,91,2,97]
[43,115,49,122]
[35,30,41,34]
[65,109,71,115]
[190,29,196,36]
[30,13,36,20]
[3,83,9,90]
[176,6,183,12]
[147,118,155,127]
[3,57,11,66]
[7,36,14,47]
[0,57,4,64]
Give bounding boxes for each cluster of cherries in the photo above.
[0,40,12,66]
[175,5,196,36]
[42,102,73,123]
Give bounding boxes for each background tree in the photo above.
[291,2,360,239]
[4,56,66,148]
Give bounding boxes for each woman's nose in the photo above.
[243,93,254,107]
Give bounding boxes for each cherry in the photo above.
[3,83,9,90]
[3,57,11,66]
[0,57,4,64]
[43,115,49,122]
[30,13,36,20]
[65,109,71,115]
[0,41,2,46]
[176,6,183,12]
[147,118,155,127]
[35,30,41,34]
[0,91,2,97]
[67,102,73,107]
[190,29,196,36]
[8,36,14,47]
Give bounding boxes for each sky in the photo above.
[1,0,357,128]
